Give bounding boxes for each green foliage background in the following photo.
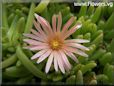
[1,1,114,85]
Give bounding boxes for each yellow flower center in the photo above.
[48,33,63,50]
[49,39,63,50]
[52,40,59,49]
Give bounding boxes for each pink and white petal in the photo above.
[63,63,70,72]
[62,16,75,34]
[23,33,45,42]
[64,46,88,57]
[75,49,88,57]
[35,14,53,34]
[57,12,62,32]
[52,14,57,33]
[63,50,79,63]
[63,23,82,39]
[59,50,71,69]
[23,39,46,45]
[33,20,47,38]
[31,29,40,37]
[23,45,43,50]
[37,49,52,64]
[55,51,65,74]
[65,39,90,43]
[28,45,49,51]
[45,52,54,73]
[31,49,48,60]
[65,43,89,51]
[53,51,58,72]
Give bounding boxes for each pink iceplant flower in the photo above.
[23,12,89,74]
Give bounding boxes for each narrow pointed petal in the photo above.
[53,51,58,72]
[63,23,82,39]
[31,49,48,60]
[37,49,52,63]
[64,50,79,63]
[64,46,88,57]
[23,33,45,42]
[45,52,54,73]
[34,13,38,19]
[65,39,90,43]
[55,51,65,74]
[59,50,71,69]
[33,20,47,38]
[66,43,89,51]
[52,14,57,33]
[23,39,46,45]
[24,45,49,51]
[31,29,40,37]
[57,12,62,32]
[75,49,88,57]
[62,16,75,33]
[35,14,53,34]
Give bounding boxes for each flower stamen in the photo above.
[50,39,62,50]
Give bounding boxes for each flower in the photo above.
[23,12,89,74]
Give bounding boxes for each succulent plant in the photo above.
[1,0,114,85]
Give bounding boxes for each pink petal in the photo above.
[63,23,82,39]
[37,49,52,63]
[55,51,65,74]
[30,46,49,51]
[62,16,75,33]
[33,20,47,38]
[65,39,90,43]
[52,14,57,33]
[24,45,49,51]
[63,50,79,63]
[23,33,46,42]
[65,43,89,51]
[45,52,54,73]
[35,13,53,34]
[31,29,41,37]
[23,39,46,45]
[53,51,58,72]
[75,49,88,57]
[31,49,48,60]
[59,50,71,69]
[64,46,88,57]
[57,12,62,32]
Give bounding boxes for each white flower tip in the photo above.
[62,70,65,74]
[34,13,38,18]
[76,23,82,29]
[23,39,26,42]
[76,59,79,63]
[86,40,90,43]
[86,48,90,51]
[85,54,89,57]
[31,56,37,60]
[31,57,34,60]
[45,69,49,74]
[37,60,41,64]
[23,33,27,36]
[31,57,36,60]
[23,47,27,49]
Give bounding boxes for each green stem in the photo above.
[0,54,17,69]
[78,6,87,17]
[104,12,114,31]
[2,4,9,28]
[24,3,35,33]
[16,45,47,80]
[91,7,102,23]
[35,0,50,13]
[76,70,83,84]
[3,66,30,78]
